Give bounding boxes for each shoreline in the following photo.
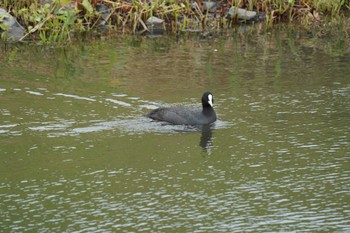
[1,0,349,44]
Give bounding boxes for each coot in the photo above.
[147,92,217,125]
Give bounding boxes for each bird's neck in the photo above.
[202,106,214,116]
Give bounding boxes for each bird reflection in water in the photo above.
[199,124,214,154]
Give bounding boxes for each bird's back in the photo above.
[147,106,215,125]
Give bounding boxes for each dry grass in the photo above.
[0,0,349,44]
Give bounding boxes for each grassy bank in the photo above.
[1,0,349,44]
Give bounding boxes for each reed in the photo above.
[0,0,349,44]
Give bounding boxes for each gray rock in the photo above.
[203,1,217,11]
[95,2,113,33]
[227,7,257,21]
[146,16,164,25]
[145,16,164,35]
[0,8,25,42]
[96,3,112,25]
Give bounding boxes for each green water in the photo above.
[1,27,349,232]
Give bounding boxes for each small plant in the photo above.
[0,0,349,44]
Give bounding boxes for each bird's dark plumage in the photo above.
[147,92,217,125]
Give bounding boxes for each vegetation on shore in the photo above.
[1,0,349,44]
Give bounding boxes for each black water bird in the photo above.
[147,92,217,125]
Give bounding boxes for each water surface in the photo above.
[1,26,349,232]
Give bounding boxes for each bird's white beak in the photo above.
[208,94,213,107]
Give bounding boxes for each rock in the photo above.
[146,16,164,25]
[145,16,164,35]
[95,2,113,32]
[96,3,112,25]
[0,8,25,42]
[203,1,217,11]
[227,7,257,21]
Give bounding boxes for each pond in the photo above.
[1,25,349,232]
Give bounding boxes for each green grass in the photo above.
[0,0,349,44]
